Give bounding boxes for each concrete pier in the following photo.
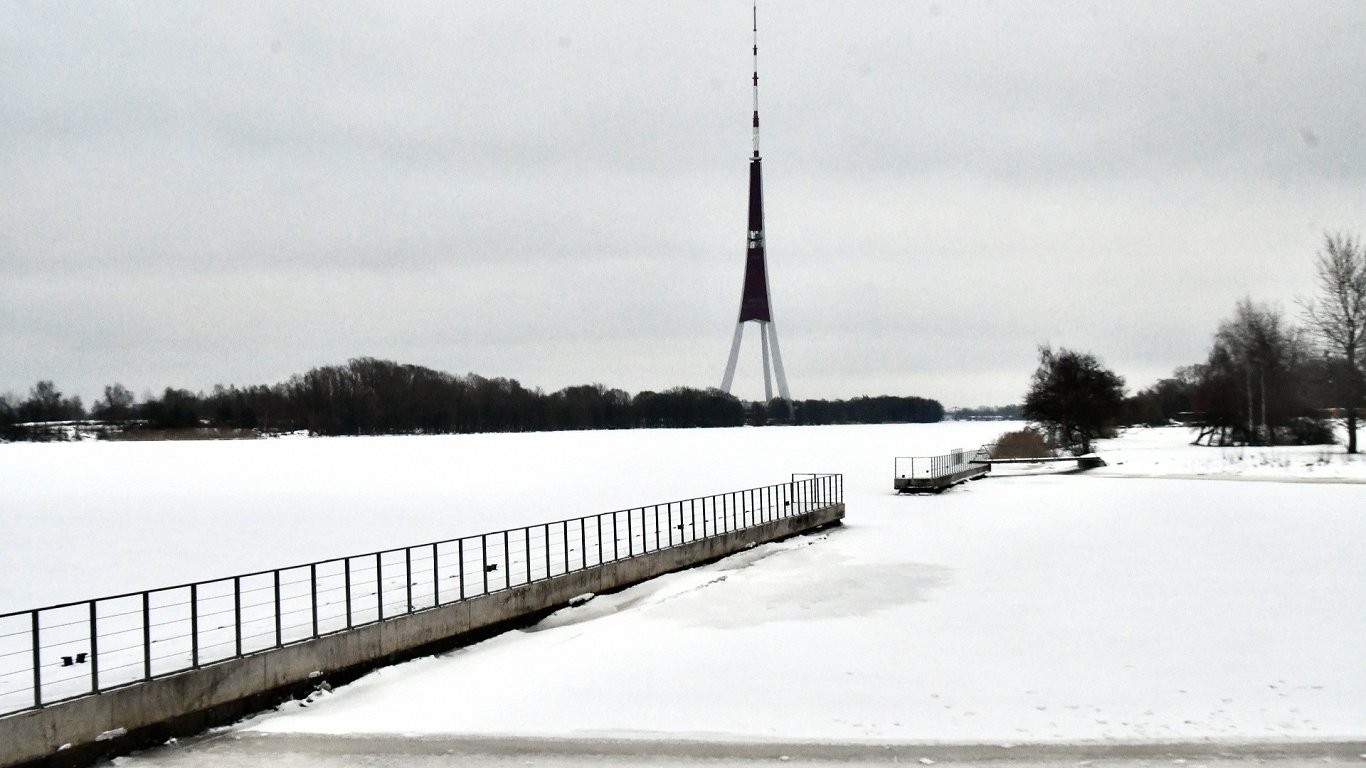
[0,502,844,768]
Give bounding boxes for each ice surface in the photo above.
[0,422,1010,612]
[3,422,1363,753]
[241,472,1364,744]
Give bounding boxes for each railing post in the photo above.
[653,505,660,550]
[597,514,604,565]
[503,531,510,589]
[481,535,489,595]
[234,576,242,656]
[89,601,99,694]
[275,570,283,646]
[344,559,353,629]
[190,583,199,668]
[580,518,587,571]
[626,509,633,556]
[310,563,319,638]
[458,540,466,600]
[525,528,532,584]
[612,512,619,561]
[142,592,152,681]
[433,543,441,606]
[404,548,413,613]
[376,552,383,620]
[31,610,41,708]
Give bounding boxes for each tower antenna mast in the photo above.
[721,0,794,416]
[751,1,761,159]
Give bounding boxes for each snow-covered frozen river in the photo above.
[3,423,1364,763]
[0,421,1009,613]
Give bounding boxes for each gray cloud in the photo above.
[3,1,1365,408]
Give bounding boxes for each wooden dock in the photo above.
[893,449,991,493]
[978,454,1107,470]
[894,448,1106,494]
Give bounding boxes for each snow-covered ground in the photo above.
[3,423,1364,764]
[1092,426,1366,482]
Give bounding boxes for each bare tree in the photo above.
[1300,232,1366,453]
[1023,345,1126,453]
[1192,299,1325,446]
[93,383,136,422]
[1216,299,1292,442]
[17,380,85,422]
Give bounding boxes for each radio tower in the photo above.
[720,1,793,414]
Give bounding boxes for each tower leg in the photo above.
[767,321,793,416]
[760,321,773,402]
[721,322,745,393]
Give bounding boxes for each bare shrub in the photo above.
[991,428,1054,459]
[108,427,260,441]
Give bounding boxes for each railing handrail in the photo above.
[893,447,992,480]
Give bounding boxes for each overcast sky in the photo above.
[3,1,1364,408]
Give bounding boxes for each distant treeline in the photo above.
[1,357,943,439]
[948,404,1023,421]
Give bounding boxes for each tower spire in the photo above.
[721,1,793,416]
[752,1,760,159]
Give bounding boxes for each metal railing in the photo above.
[893,447,990,480]
[0,473,841,717]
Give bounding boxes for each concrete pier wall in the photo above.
[0,502,844,768]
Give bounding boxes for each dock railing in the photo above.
[894,446,991,481]
[892,447,992,492]
[0,473,842,718]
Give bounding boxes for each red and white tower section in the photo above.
[721,2,792,409]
